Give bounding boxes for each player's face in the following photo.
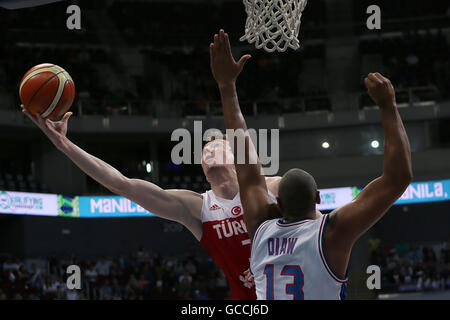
[201,139,234,172]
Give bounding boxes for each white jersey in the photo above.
[250,214,348,300]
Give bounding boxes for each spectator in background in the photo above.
[66,288,79,300]
[47,254,59,277]
[3,258,20,272]
[43,278,60,298]
[141,263,154,285]
[371,241,450,294]
[0,249,231,300]
[127,273,138,291]
[12,293,23,300]
[110,277,124,298]
[215,269,229,299]
[136,274,149,297]
[55,285,67,300]
[85,261,98,299]
[117,253,129,270]
[137,246,151,265]
[184,259,197,276]
[95,257,112,281]
[112,292,122,300]
[17,265,29,283]
[177,270,192,299]
[28,264,44,291]
[99,279,113,300]
[192,289,209,300]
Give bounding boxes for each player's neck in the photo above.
[282,210,316,223]
[206,166,239,200]
[210,181,239,200]
[209,172,239,200]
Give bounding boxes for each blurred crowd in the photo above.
[359,31,450,96]
[370,240,450,293]
[3,239,449,300]
[0,248,230,300]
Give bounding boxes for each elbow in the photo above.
[401,162,414,187]
[388,170,413,194]
[398,172,413,192]
[405,169,413,185]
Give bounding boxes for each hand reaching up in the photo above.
[210,29,251,87]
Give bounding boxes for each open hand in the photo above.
[21,105,72,148]
[210,29,251,87]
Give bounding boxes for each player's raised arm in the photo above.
[210,29,277,239]
[21,106,202,239]
[327,73,413,251]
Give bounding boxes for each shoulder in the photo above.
[166,189,203,200]
[265,176,282,197]
[265,176,281,185]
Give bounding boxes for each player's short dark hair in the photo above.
[278,168,317,218]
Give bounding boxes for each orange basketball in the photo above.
[19,63,75,119]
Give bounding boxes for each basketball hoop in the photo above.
[240,0,308,53]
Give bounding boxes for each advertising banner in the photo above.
[1,179,450,218]
[396,179,450,205]
[77,196,155,218]
[317,187,355,211]
[352,179,450,206]
[0,190,58,216]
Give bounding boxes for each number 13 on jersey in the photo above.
[264,264,304,300]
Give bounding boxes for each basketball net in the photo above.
[240,0,308,52]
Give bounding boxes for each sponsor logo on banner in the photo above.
[396,180,450,204]
[0,190,58,216]
[58,195,80,217]
[78,196,155,218]
[317,187,355,211]
[353,179,450,206]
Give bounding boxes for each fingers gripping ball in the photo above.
[19,63,75,120]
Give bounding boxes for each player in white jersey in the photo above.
[210,29,413,300]
[250,213,346,299]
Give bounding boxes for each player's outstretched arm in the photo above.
[327,73,413,251]
[210,29,278,239]
[21,106,202,238]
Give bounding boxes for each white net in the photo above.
[240,0,308,53]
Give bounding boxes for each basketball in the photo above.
[19,63,75,119]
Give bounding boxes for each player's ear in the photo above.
[316,191,321,204]
[276,196,283,211]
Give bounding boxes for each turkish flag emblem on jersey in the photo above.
[231,206,242,216]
